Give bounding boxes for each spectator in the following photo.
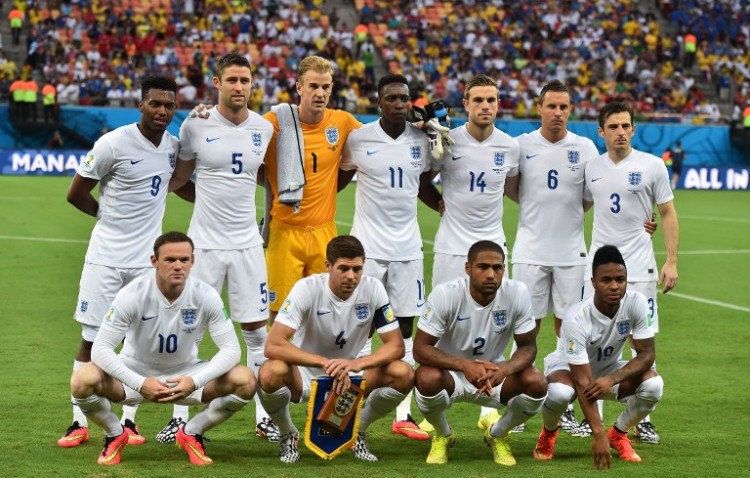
[42,79,57,122]
[48,129,64,149]
[8,6,23,46]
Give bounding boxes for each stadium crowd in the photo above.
[3,0,748,121]
[357,0,747,122]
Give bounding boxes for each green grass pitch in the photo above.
[1,175,749,477]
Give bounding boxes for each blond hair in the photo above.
[297,56,334,84]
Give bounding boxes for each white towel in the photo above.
[272,103,305,211]
[261,103,306,246]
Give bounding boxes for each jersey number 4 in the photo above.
[335,331,347,349]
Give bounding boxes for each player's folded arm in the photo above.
[191,327,241,389]
[265,321,328,368]
[91,325,147,392]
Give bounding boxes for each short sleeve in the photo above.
[275,280,310,332]
[178,119,196,162]
[340,132,356,171]
[416,286,451,339]
[652,161,674,205]
[77,136,115,180]
[561,311,590,366]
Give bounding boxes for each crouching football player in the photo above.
[533,245,663,469]
[70,232,255,466]
[414,240,547,465]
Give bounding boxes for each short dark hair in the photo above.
[326,235,365,264]
[598,101,634,128]
[141,75,178,100]
[538,80,570,105]
[467,240,505,263]
[215,51,252,79]
[592,245,626,276]
[464,74,497,99]
[377,74,409,97]
[153,231,194,258]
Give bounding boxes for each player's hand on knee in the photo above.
[583,377,614,401]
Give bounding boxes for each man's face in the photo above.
[151,241,194,289]
[465,250,505,297]
[598,111,635,156]
[378,83,410,125]
[592,262,627,307]
[139,89,177,134]
[326,256,364,300]
[214,64,253,112]
[538,91,571,137]
[296,70,333,116]
[464,85,499,128]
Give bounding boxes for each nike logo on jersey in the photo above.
[141,316,157,321]
[417,301,426,308]
[456,316,470,321]
[525,154,539,159]
[259,306,268,313]
[206,137,220,143]
[130,159,144,165]
[316,309,331,316]
[451,156,463,161]
[366,150,378,156]
[591,177,603,182]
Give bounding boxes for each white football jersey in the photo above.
[179,110,273,249]
[559,291,654,375]
[432,125,520,255]
[276,274,399,360]
[512,130,598,266]
[417,277,535,363]
[77,123,178,267]
[341,121,430,260]
[584,149,673,281]
[97,274,237,389]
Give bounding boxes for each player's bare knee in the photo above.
[70,363,102,398]
[258,359,289,392]
[523,368,548,399]
[228,365,256,400]
[415,365,444,395]
[387,360,414,392]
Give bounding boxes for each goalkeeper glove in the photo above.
[412,100,454,160]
